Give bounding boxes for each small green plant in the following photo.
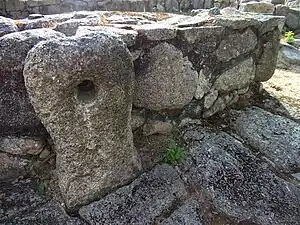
[163,139,185,165]
[283,31,295,44]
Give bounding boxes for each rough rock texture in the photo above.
[0,16,18,36]
[79,165,188,225]
[0,153,29,181]
[0,178,86,225]
[214,58,255,92]
[160,201,204,225]
[181,121,300,225]
[23,32,141,210]
[277,42,300,68]
[134,42,198,111]
[240,1,275,14]
[134,23,177,41]
[0,28,65,136]
[216,29,257,62]
[255,29,280,81]
[230,107,300,173]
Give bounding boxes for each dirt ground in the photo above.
[262,67,300,120]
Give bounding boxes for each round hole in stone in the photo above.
[76,80,96,103]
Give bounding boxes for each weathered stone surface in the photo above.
[286,0,300,8]
[195,70,211,100]
[286,12,299,30]
[160,200,204,225]
[0,136,45,156]
[255,29,280,82]
[0,28,65,136]
[131,109,146,131]
[181,124,300,225]
[204,89,218,109]
[214,58,255,92]
[55,16,101,36]
[274,4,289,17]
[143,119,173,136]
[0,178,86,225]
[230,107,300,173]
[277,42,300,68]
[79,165,188,225]
[0,16,18,37]
[23,32,141,210]
[76,25,138,47]
[134,23,176,41]
[216,29,257,62]
[240,1,275,14]
[134,42,198,111]
[0,153,29,181]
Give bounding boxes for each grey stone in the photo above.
[204,89,218,109]
[181,125,300,225]
[0,28,65,136]
[255,29,280,82]
[0,153,29,181]
[79,165,188,225]
[0,178,86,225]
[217,28,257,62]
[274,4,289,17]
[195,70,211,100]
[214,58,255,92]
[240,1,275,14]
[214,15,257,30]
[271,0,285,4]
[286,12,299,30]
[161,200,204,225]
[23,32,141,210]
[55,16,101,36]
[76,25,138,47]
[0,16,18,37]
[0,137,45,156]
[134,42,197,111]
[143,119,173,136]
[131,109,145,131]
[286,0,300,8]
[202,96,227,118]
[134,23,176,41]
[230,107,300,172]
[21,18,58,30]
[277,43,300,68]
[28,14,45,19]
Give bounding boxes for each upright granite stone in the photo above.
[23,32,141,210]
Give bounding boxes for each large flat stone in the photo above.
[0,178,86,225]
[79,165,188,225]
[181,123,300,225]
[229,107,300,173]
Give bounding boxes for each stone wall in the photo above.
[0,0,214,18]
[0,10,284,209]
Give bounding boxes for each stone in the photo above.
[214,58,255,92]
[76,26,138,47]
[39,147,51,159]
[202,96,227,118]
[143,119,173,136]
[0,28,65,136]
[255,29,280,82]
[131,109,146,131]
[277,43,300,68]
[271,0,285,4]
[216,28,257,62]
[0,16,18,37]
[0,153,29,181]
[161,200,204,225]
[274,4,289,17]
[79,165,188,225]
[0,178,86,225]
[286,12,299,30]
[55,16,101,36]
[214,15,257,30]
[230,107,300,173]
[0,137,45,156]
[240,1,275,14]
[195,70,211,100]
[134,24,176,41]
[204,89,219,109]
[286,0,300,8]
[23,32,141,210]
[134,42,198,111]
[181,125,300,225]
